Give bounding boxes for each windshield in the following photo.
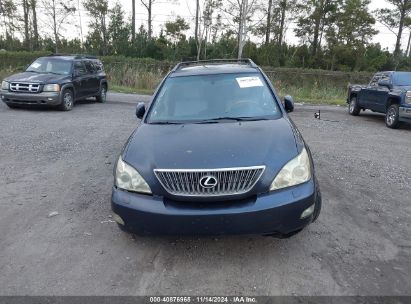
[393,72,411,86]
[147,73,281,123]
[26,58,72,75]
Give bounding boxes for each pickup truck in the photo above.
[347,71,411,128]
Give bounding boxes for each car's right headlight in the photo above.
[1,81,9,90]
[406,91,411,104]
[269,147,312,191]
[115,157,151,194]
[43,84,60,92]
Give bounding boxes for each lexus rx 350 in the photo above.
[111,59,322,237]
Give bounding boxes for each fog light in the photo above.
[113,213,125,225]
[48,98,53,101]
[300,204,315,219]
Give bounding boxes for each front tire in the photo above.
[385,104,400,129]
[96,85,107,103]
[348,96,360,116]
[117,223,128,232]
[59,89,74,111]
[312,187,322,222]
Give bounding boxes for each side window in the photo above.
[369,74,381,87]
[93,61,104,72]
[84,61,96,74]
[74,61,87,76]
[380,74,390,83]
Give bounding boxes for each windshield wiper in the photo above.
[26,70,41,73]
[149,121,183,125]
[195,116,269,123]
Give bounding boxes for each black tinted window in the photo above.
[84,61,96,74]
[74,61,87,75]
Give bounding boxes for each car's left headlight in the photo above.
[43,84,60,92]
[115,157,152,194]
[270,147,312,191]
[1,81,9,90]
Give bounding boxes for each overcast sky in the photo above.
[34,0,404,52]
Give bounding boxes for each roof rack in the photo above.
[48,53,98,59]
[172,58,257,71]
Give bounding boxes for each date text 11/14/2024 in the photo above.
[149,297,257,303]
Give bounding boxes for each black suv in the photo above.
[1,54,108,111]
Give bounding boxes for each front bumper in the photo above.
[111,179,319,236]
[399,106,411,122]
[1,90,61,106]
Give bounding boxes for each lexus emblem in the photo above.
[199,175,218,189]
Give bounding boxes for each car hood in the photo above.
[4,72,69,84]
[123,118,302,197]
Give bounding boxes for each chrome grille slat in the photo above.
[246,170,258,190]
[167,172,176,192]
[173,172,179,191]
[242,170,252,190]
[10,82,40,93]
[154,166,265,197]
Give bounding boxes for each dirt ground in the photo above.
[0,93,410,296]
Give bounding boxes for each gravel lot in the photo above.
[0,92,410,296]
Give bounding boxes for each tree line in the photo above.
[1,0,411,71]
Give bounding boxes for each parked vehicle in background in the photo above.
[347,71,411,128]
[0,54,108,111]
[111,59,321,238]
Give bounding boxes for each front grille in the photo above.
[154,166,265,197]
[10,83,40,93]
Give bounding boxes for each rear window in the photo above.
[93,60,104,72]
[147,73,281,123]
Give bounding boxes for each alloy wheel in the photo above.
[64,92,73,109]
[101,87,107,102]
[349,99,355,113]
[386,107,396,126]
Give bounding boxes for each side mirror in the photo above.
[136,102,146,119]
[378,79,391,89]
[284,95,294,112]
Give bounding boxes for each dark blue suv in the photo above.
[111,59,321,237]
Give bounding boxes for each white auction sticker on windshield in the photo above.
[31,62,41,68]
[236,76,264,88]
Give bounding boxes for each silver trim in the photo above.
[154,166,265,197]
[10,82,40,93]
[399,106,411,120]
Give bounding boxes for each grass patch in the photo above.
[0,68,19,82]
[110,85,154,95]
[0,64,357,105]
[276,83,347,105]
[110,82,347,105]
[105,64,353,105]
